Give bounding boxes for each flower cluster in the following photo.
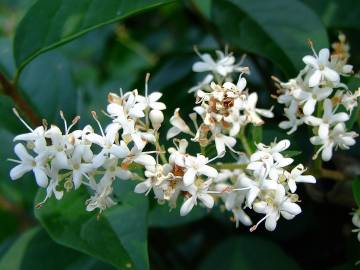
[10,77,165,213]
[214,139,315,231]
[9,49,317,232]
[168,48,274,156]
[352,209,360,242]
[274,34,359,161]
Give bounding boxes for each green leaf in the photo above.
[0,95,23,133]
[199,236,301,270]
[248,125,263,152]
[212,0,328,76]
[14,0,174,74]
[18,51,77,122]
[352,177,360,207]
[35,181,149,270]
[283,150,302,158]
[148,203,208,228]
[303,0,360,30]
[0,38,15,78]
[0,227,82,270]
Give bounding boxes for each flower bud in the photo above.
[149,109,164,129]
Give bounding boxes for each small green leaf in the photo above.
[212,0,329,76]
[35,181,149,270]
[0,95,23,133]
[249,125,263,152]
[0,227,83,270]
[352,177,360,207]
[14,0,174,74]
[303,0,360,30]
[283,150,302,158]
[18,51,77,122]
[199,236,301,270]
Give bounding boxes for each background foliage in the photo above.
[0,0,359,269]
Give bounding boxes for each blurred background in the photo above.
[0,0,359,269]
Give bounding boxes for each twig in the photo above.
[0,195,34,231]
[0,72,40,125]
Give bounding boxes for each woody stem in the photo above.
[0,72,40,125]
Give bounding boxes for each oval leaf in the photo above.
[212,0,329,76]
[35,181,149,270]
[0,227,84,270]
[14,0,173,73]
[353,177,360,207]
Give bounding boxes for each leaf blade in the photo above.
[14,0,173,73]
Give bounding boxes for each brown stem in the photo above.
[0,195,34,231]
[0,72,40,125]
[319,168,347,182]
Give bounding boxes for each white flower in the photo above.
[338,88,360,113]
[41,168,63,204]
[111,91,147,119]
[14,126,47,154]
[293,85,332,115]
[214,133,236,156]
[247,140,291,181]
[180,179,214,216]
[279,102,304,135]
[134,164,171,195]
[243,93,273,125]
[137,92,166,111]
[86,180,116,213]
[305,99,349,139]
[166,108,193,139]
[239,174,277,208]
[188,74,214,93]
[252,184,301,231]
[183,154,218,186]
[10,143,48,187]
[102,158,132,181]
[168,139,189,167]
[87,123,129,167]
[216,181,253,227]
[276,79,302,107]
[267,155,294,182]
[44,125,70,169]
[66,145,94,189]
[120,119,151,150]
[285,164,316,193]
[123,146,156,167]
[192,49,244,77]
[255,139,290,162]
[352,211,360,242]
[303,48,340,87]
[311,122,358,161]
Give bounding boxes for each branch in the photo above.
[0,195,34,231]
[0,72,40,125]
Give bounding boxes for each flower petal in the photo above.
[180,196,196,216]
[309,70,322,87]
[33,167,48,187]
[198,193,214,209]
[10,164,32,180]
[183,168,197,186]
